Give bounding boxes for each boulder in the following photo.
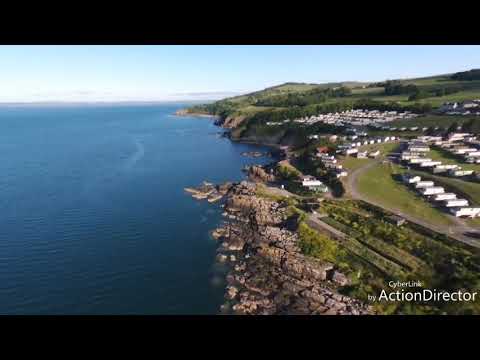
[226,286,239,300]
[332,271,349,286]
[248,165,276,182]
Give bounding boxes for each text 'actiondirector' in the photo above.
[367,281,478,303]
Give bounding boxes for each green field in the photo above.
[350,86,383,95]
[407,170,480,228]
[369,115,480,138]
[401,146,480,229]
[356,142,400,154]
[339,143,399,172]
[388,115,479,128]
[356,162,454,226]
[340,77,480,107]
[187,70,480,147]
[309,198,480,314]
[188,69,480,122]
[409,89,480,108]
[339,156,372,172]
[409,170,480,205]
[428,146,480,172]
[368,130,422,138]
[408,145,480,205]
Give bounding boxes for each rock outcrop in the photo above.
[246,165,276,183]
[175,109,218,119]
[185,181,234,202]
[214,181,372,315]
[241,151,266,158]
[185,179,371,315]
[216,115,245,129]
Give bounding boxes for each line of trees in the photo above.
[247,101,355,124]
[353,98,433,113]
[460,118,480,134]
[255,86,352,107]
[383,80,462,101]
[451,69,480,81]
[384,80,418,96]
[408,87,460,101]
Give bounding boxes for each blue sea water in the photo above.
[0,103,271,314]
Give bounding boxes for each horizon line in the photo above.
[0,99,219,106]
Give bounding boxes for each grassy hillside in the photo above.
[356,162,455,226]
[184,69,480,144]
[313,199,480,315]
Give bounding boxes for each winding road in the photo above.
[343,159,480,248]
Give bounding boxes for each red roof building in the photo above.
[317,146,330,154]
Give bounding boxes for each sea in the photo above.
[0,103,272,314]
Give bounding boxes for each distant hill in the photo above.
[183,69,480,131]
[220,81,371,104]
[451,69,480,81]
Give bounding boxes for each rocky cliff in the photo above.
[213,181,372,315]
[215,115,245,128]
[246,165,276,183]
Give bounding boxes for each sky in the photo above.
[0,45,479,102]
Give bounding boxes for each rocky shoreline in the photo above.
[180,107,371,315]
[184,181,232,202]
[240,151,269,158]
[174,109,219,119]
[185,180,372,315]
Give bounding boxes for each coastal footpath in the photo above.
[186,180,373,315]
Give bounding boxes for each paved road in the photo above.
[343,159,480,248]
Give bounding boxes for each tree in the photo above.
[451,69,480,81]
[461,118,475,133]
[425,126,437,136]
[384,81,418,96]
[446,121,459,135]
[435,88,445,97]
[463,118,480,134]
[408,89,430,101]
